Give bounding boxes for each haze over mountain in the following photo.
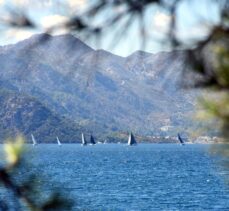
[0,33,197,142]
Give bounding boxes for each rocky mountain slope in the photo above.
[0,33,197,142]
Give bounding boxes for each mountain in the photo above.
[0,87,85,143]
[0,33,197,142]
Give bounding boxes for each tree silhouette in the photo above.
[0,137,74,210]
[0,1,228,207]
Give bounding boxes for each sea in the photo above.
[0,144,229,210]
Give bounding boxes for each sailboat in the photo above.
[31,134,37,146]
[128,132,137,146]
[177,133,185,146]
[56,136,61,146]
[81,133,87,146]
[90,135,96,145]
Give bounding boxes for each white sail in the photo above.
[31,134,37,146]
[128,133,131,145]
[81,133,87,145]
[56,136,61,146]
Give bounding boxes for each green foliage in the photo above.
[214,42,229,88]
[198,94,229,138]
[0,136,74,210]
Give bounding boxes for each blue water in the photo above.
[1,144,229,210]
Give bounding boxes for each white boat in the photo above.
[56,136,61,146]
[81,133,87,146]
[128,132,137,146]
[31,134,37,146]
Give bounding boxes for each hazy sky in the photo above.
[0,0,220,56]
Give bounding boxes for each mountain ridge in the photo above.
[0,33,197,142]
